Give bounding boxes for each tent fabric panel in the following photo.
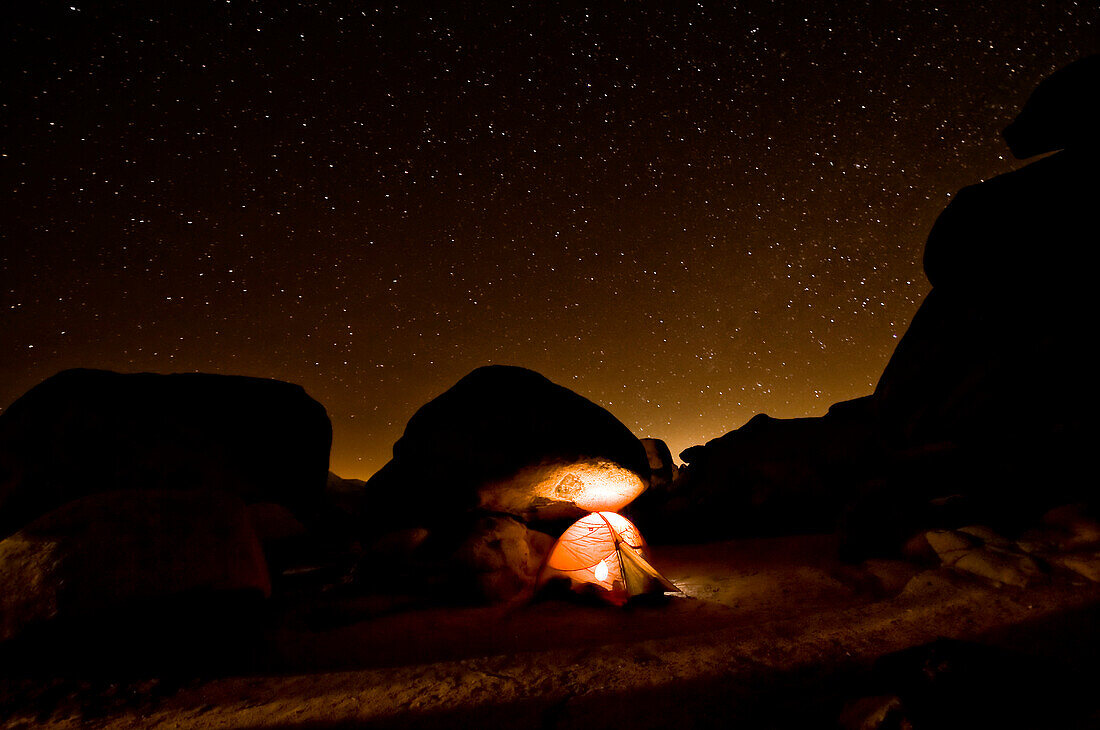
[601,511,645,548]
[545,516,616,571]
[620,547,650,596]
[550,558,621,590]
[618,543,679,594]
[549,536,612,570]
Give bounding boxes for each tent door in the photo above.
[618,543,679,595]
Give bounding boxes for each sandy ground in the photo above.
[5,533,1100,728]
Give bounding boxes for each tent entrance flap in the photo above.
[619,542,679,594]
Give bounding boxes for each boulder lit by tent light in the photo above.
[478,459,648,521]
[539,511,679,606]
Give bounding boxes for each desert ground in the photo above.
[6,531,1100,729]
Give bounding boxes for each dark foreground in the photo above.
[4,533,1100,729]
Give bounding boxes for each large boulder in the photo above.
[669,57,1099,548]
[364,366,649,528]
[0,489,270,645]
[881,56,1096,449]
[1002,54,1099,159]
[0,369,332,539]
[637,402,884,541]
[450,515,555,603]
[356,516,554,604]
[869,57,1097,523]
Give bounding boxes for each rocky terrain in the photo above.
[5,527,1100,728]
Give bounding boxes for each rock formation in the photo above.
[641,437,678,490]
[364,365,649,527]
[0,369,334,646]
[0,368,333,540]
[360,365,650,602]
[665,55,1099,552]
[0,489,270,644]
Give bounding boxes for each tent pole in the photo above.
[596,512,629,593]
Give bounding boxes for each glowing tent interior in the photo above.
[538,511,680,606]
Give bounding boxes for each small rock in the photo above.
[924,529,979,565]
[923,525,1045,588]
[838,694,910,730]
[900,568,971,598]
[1041,504,1100,550]
[957,525,1014,551]
[1051,553,1100,583]
[862,559,922,597]
[1015,534,1055,554]
[901,531,936,563]
[953,548,1043,588]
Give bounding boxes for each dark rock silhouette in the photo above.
[842,638,1095,729]
[359,365,649,603]
[626,438,681,529]
[633,400,884,540]
[324,470,369,523]
[364,365,649,529]
[0,489,270,644]
[351,513,554,605]
[434,514,554,604]
[865,53,1098,537]
[664,56,1099,552]
[1002,54,1099,159]
[641,437,677,489]
[0,368,332,540]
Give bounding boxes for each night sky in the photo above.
[3,3,1097,479]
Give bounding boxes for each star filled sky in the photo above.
[3,2,1097,479]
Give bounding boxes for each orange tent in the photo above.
[539,511,679,605]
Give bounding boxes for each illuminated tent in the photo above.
[539,511,679,605]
